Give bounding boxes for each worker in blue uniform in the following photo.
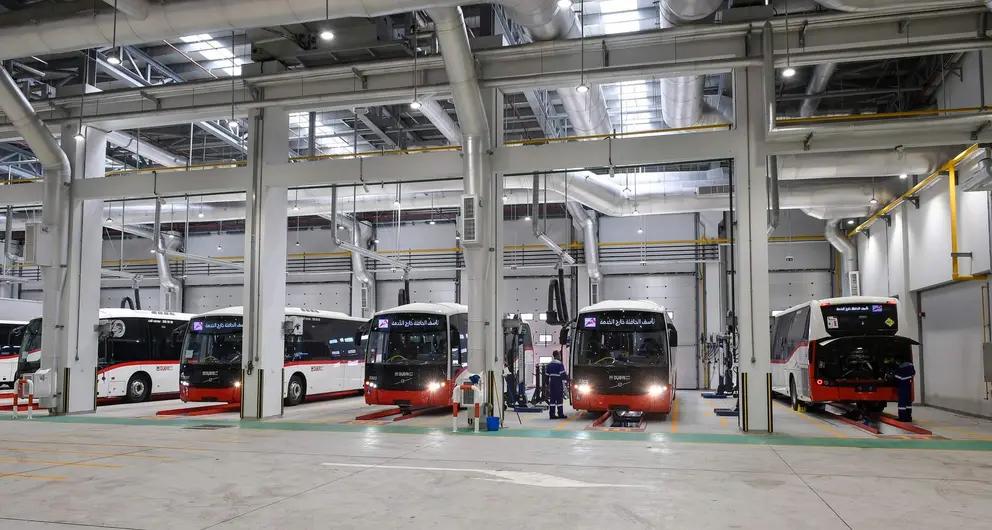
[546,350,568,419]
[893,360,916,422]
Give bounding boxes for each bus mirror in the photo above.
[354,331,362,347]
[93,323,112,339]
[282,320,295,336]
[559,327,569,346]
[667,324,679,348]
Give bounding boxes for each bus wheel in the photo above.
[127,374,150,403]
[286,374,305,406]
[789,378,799,411]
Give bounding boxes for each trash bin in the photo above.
[486,416,500,431]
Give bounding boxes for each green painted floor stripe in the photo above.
[9,415,992,452]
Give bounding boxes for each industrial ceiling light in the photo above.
[557,0,573,8]
[320,30,334,41]
[409,99,422,110]
[869,196,878,205]
[847,219,856,225]
[899,173,908,179]
[74,130,85,141]
[782,67,796,78]
[320,1,334,42]
[106,54,121,66]
[637,228,643,234]
[293,189,300,211]
[632,205,639,215]
[373,237,380,244]
[197,211,204,218]
[216,244,223,251]
[106,214,114,223]
[295,240,301,247]
[429,220,436,225]
[502,193,509,202]
[575,83,589,94]
[524,215,532,221]
[107,0,122,65]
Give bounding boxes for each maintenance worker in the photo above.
[546,350,568,419]
[894,359,916,422]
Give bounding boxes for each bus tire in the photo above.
[127,373,151,403]
[286,373,305,406]
[789,377,799,411]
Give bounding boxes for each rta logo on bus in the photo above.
[156,366,172,372]
[311,366,324,372]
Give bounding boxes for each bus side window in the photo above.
[786,307,811,356]
[451,313,468,366]
[771,312,794,362]
[340,321,362,360]
[108,318,149,364]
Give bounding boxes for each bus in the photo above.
[566,300,678,417]
[179,307,365,406]
[16,309,193,401]
[0,319,28,387]
[770,296,917,412]
[363,302,469,410]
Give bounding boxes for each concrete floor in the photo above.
[3,403,992,529]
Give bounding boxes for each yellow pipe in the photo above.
[777,106,992,126]
[288,145,462,162]
[948,164,988,281]
[848,144,981,238]
[105,161,247,177]
[502,123,732,147]
[0,178,42,185]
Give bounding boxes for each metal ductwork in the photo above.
[821,218,860,296]
[658,0,725,129]
[151,197,181,309]
[417,99,462,145]
[101,0,151,20]
[813,0,972,12]
[767,155,780,235]
[532,174,576,265]
[798,63,837,118]
[0,64,70,382]
[105,130,188,168]
[566,202,601,283]
[328,186,376,284]
[777,149,948,179]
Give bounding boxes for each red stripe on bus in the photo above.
[0,353,18,360]
[770,341,810,365]
[97,360,179,375]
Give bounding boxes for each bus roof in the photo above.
[376,302,467,317]
[98,308,195,321]
[0,319,27,325]
[777,296,899,315]
[195,306,364,322]
[578,300,668,314]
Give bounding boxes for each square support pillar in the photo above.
[732,67,772,433]
[241,107,289,419]
[43,124,105,414]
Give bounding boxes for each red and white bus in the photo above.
[17,309,193,401]
[770,296,917,412]
[0,319,29,387]
[567,300,679,417]
[179,307,365,406]
[362,302,471,411]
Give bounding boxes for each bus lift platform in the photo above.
[585,408,648,432]
[355,405,448,422]
[811,402,940,439]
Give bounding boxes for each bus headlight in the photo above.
[576,383,591,394]
[648,384,666,396]
[234,381,241,388]
[428,382,441,391]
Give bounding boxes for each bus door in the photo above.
[96,333,111,398]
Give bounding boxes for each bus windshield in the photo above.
[366,313,448,365]
[574,311,669,366]
[821,302,899,337]
[181,316,243,366]
[20,318,42,357]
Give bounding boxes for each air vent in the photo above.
[697,185,732,196]
[590,282,600,305]
[461,195,479,244]
[959,149,992,192]
[847,271,861,297]
[361,283,370,315]
[21,222,51,266]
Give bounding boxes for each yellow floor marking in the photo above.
[0,439,209,452]
[0,472,67,481]
[28,433,243,445]
[553,412,585,431]
[773,401,846,438]
[0,447,169,459]
[670,398,680,434]
[0,457,122,469]
[719,417,728,427]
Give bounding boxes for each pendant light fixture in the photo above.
[410,15,421,109]
[106,0,123,66]
[576,0,588,93]
[319,0,335,41]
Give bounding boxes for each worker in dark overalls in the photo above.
[893,359,916,422]
[546,350,568,419]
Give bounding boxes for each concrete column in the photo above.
[44,124,105,414]
[732,66,772,432]
[241,106,289,419]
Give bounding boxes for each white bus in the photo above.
[180,307,366,406]
[0,319,29,387]
[770,296,917,412]
[17,309,193,401]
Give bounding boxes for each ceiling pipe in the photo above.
[163,249,245,271]
[327,185,376,282]
[776,148,948,179]
[105,130,188,167]
[101,0,150,20]
[151,196,181,309]
[798,63,837,118]
[813,0,974,12]
[0,63,70,380]
[823,218,859,296]
[767,155,780,235]
[565,202,601,283]
[532,173,576,265]
[658,0,726,129]
[416,98,462,145]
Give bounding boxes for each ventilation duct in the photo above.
[417,99,462,145]
[798,63,837,119]
[776,149,947,180]
[327,186,374,285]
[822,218,859,296]
[152,197,182,310]
[813,0,965,12]
[566,202,601,283]
[658,0,725,129]
[532,174,576,265]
